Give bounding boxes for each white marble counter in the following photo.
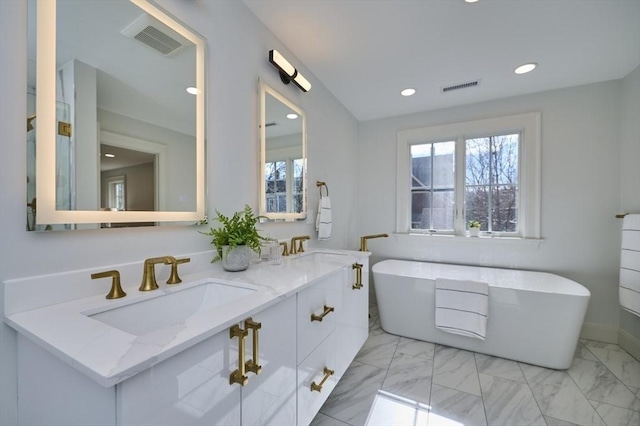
[3,249,369,387]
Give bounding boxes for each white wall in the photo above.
[358,80,623,332]
[619,66,640,339]
[0,1,359,424]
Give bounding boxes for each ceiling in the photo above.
[244,0,640,122]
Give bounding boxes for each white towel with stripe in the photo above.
[435,278,489,340]
[315,195,332,240]
[620,214,640,318]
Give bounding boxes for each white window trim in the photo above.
[397,112,541,239]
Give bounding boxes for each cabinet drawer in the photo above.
[297,333,338,426]
[297,275,342,362]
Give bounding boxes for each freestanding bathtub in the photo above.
[372,259,591,369]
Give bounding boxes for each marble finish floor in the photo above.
[311,306,640,426]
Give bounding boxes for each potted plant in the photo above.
[468,220,481,237]
[202,205,271,271]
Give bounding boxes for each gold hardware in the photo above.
[616,213,629,218]
[244,318,263,375]
[139,256,176,291]
[311,305,335,322]
[352,263,363,290]
[91,270,127,299]
[58,121,71,137]
[310,367,334,392]
[290,235,311,254]
[229,324,249,386]
[280,241,289,256]
[166,257,190,285]
[316,181,329,197]
[359,233,389,252]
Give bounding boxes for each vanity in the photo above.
[3,249,370,425]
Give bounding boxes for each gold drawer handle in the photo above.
[352,263,363,290]
[310,367,335,393]
[244,318,263,375]
[311,305,335,322]
[229,324,249,386]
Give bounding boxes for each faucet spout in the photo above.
[359,233,389,252]
[140,256,176,291]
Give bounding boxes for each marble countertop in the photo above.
[4,249,369,387]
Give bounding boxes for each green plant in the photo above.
[201,205,271,262]
[468,220,482,229]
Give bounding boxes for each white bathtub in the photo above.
[372,259,590,369]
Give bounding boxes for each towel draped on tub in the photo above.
[435,278,489,340]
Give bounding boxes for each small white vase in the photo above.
[469,228,480,237]
[221,245,252,271]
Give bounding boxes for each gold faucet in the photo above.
[359,233,389,252]
[290,235,311,255]
[140,256,176,291]
[280,241,289,257]
[91,270,127,299]
[167,257,191,285]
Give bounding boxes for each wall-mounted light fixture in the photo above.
[268,49,311,92]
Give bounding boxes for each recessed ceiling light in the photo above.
[104,153,115,158]
[286,113,298,120]
[186,86,200,95]
[514,63,537,75]
[465,0,480,3]
[401,88,416,97]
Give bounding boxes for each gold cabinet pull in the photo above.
[229,324,249,386]
[310,367,334,393]
[244,318,262,375]
[352,263,363,290]
[311,305,335,322]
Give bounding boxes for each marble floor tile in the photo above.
[475,353,527,383]
[575,342,599,362]
[591,401,640,426]
[629,386,640,399]
[396,337,435,360]
[365,390,429,426]
[479,373,545,426]
[587,347,640,389]
[319,361,388,426]
[568,358,640,411]
[428,384,487,426]
[545,416,581,426]
[520,363,605,426]
[381,351,433,404]
[582,341,626,352]
[432,345,481,396]
[310,412,351,426]
[354,329,400,370]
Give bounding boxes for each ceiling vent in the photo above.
[121,14,189,57]
[441,79,481,93]
[265,122,278,128]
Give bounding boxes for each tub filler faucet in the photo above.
[359,233,389,252]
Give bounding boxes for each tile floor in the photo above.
[311,305,640,426]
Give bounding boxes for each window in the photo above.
[106,175,126,211]
[397,113,541,238]
[265,158,304,214]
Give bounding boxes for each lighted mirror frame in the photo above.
[35,0,206,226]
[259,82,307,221]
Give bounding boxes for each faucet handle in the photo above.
[280,241,289,256]
[167,257,190,285]
[91,270,127,299]
[296,236,311,253]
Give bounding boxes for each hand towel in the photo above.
[435,278,489,340]
[620,214,640,317]
[315,196,332,240]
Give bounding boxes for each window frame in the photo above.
[397,112,541,239]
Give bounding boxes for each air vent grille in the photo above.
[134,25,183,55]
[122,14,189,57]
[441,80,480,93]
[265,122,278,128]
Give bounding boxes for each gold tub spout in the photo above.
[359,233,389,252]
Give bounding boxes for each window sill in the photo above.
[394,232,544,248]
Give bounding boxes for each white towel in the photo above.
[435,278,489,340]
[620,214,640,317]
[315,196,332,240]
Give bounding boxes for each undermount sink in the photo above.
[86,281,256,336]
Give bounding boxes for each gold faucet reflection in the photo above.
[290,235,311,255]
[359,234,389,252]
[140,256,176,291]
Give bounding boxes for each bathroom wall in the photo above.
[619,65,640,341]
[358,79,625,336]
[0,1,359,424]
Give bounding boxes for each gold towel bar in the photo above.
[616,213,629,218]
[316,181,329,197]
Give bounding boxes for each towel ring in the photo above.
[316,181,329,197]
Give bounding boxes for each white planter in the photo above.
[469,228,480,237]
[221,245,252,271]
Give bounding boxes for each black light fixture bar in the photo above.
[268,49,311,92]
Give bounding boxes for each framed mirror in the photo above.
[259,82,307,221]
[28,0,206,231]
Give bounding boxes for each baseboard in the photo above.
[580,322,619,344]
[618,328,640,361]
